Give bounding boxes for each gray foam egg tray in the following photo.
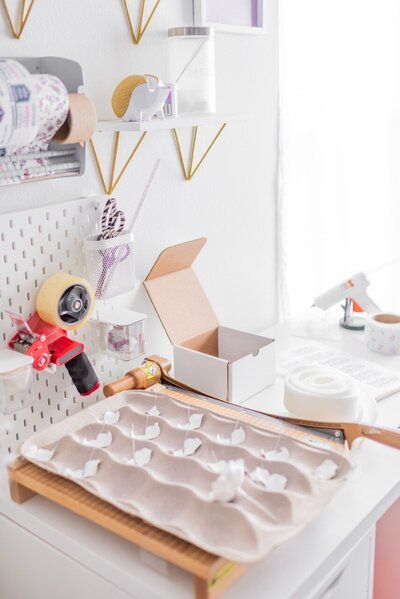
[20,390,353,563]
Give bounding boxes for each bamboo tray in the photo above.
[8,387,349,599]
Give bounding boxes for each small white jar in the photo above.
[168,27,216,114]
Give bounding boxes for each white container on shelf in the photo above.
[92,307,147,361]
[84,232,135,300]
[168,27,216,114]
[0,349,34,414]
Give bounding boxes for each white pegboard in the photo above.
[0,196,135,459]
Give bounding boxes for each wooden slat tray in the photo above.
[8,459,246,599]
[8,387,347,598]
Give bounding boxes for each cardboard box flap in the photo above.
[144,238,219,346]
[146,238,207,280]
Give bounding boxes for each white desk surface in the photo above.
[1,322,400,599]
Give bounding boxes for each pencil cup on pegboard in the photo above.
[84,232,136,300]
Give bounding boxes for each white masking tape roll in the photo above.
[284,365,360,420]
[365,313,400,355]
[0,59,39,149]
[53,93,97,144]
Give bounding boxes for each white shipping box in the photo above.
[144,238,275,403]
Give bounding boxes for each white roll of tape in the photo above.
[284,365,360,420]
[365,313,400,355]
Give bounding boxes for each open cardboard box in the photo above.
[144,238,275,403]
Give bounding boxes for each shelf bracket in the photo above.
[1,0,35,38]
[172,123,227,181]
[89,131,147,194]
[121,0,161,45]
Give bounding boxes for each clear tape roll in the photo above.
[284,364,360,420]
[365,313,400,355]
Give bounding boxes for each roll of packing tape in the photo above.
[53,93,97,144]
[284,365,360,421]
[0,59,39,149]
[365,313,400,355]
[36,273,95,331]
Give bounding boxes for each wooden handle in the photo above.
[103,374,134,397]
[357,424,400,450]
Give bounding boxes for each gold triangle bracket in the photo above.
[121,0,161,45]
[1,0,35,38]
[172,123,227,181]
[89,131,147,195]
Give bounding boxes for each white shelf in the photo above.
[96,113,246,133]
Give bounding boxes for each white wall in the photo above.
[0,0,278,358]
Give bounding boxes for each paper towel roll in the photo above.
[53,93,97,144]
[284,365,360,420]
[365,313,400,355]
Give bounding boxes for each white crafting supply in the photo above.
[146,406,161,416]
[277,342,400,401]
[217,426,246,446]
[97,411,120,425]
[250,467,270,486]
[208,459,245,474]
[284,365,360,421]
[265,474,287,492]
[133,422,161,441]
[313,459,339,481]
[83,431,113,448]
[24,444,55,463]
[178,413,203,430]
[365,313,400,355]
[210,460,245,502]
[65,459,101,480]
[262,447,290,461]
[125,447,152,467]
[173,437,202,457]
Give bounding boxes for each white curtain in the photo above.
[278,0,400,319]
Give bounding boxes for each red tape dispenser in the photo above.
[8,273,100,396]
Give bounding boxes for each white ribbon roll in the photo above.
[365,313,400,355]
[284,365,360,421]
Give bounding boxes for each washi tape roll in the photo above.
[53,93,97,145]
[0,59,39,149]
[284,365,361,420]
[365,313,400,355]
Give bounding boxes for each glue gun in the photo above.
[314,272,380,312]
[313,272,381,330]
